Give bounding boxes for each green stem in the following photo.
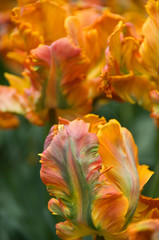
[49,108,58,126]
[150,128,159,197]
[95,236,105,240]
[44,108,58,138]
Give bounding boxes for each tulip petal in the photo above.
[137,165,154,191]
[97,119,140,224]
[128,219,159,240]
[92,190,128,238]
[83,114,107,134]
[0,86,27,114]
[133,195,159,223]
[139,0,159,81]
[11,0,66,44]
[25,37,91,119]
[40,119,102,238]
[0,112,19,129]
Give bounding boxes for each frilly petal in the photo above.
[101,18,157,112]
[82,114,107,134]
[133,195,159,223]
[128,219,159,240]
[40,119,102,238]
[11,0,66,45]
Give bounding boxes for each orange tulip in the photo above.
[101,0,159,124]
[0,0,123,126]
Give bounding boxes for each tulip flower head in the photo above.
[101,0,159,125]
[40,114,157,239]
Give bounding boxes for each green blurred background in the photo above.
[0,57,159,240]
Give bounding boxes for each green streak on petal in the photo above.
[55,64,71,109]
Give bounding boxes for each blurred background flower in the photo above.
[101,0,159,126]
[0,0,123,126]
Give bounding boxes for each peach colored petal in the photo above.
[40,119,103,238]
[25,37,91,119]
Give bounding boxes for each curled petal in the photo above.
[8,25,44,64]
[133,195,159,223]
[82,114,107,134]
[112,75,155,110]
[65,10,123,62]
[56,221,96,240]
[48,198,70,218]
[4,0,67,67]
[137,165,154,191]
[106,20,123,65]
[128,219,159,240]
[11,1,66,45]
[87,10,123,50]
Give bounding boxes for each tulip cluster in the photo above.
[1,0,159,240]
[0,0,123,127]
[1,0,158,127]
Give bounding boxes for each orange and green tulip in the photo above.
[40,114,159,239]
